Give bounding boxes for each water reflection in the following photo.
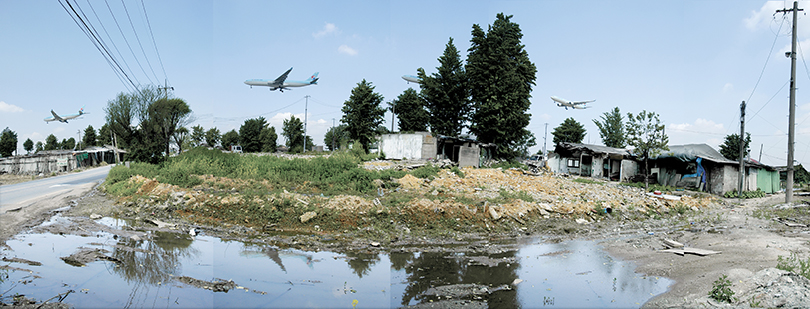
[110,231,199,285]
[392,250,519,307]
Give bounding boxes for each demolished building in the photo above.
[378,132,494,168]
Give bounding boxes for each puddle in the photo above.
[1,217,670,308]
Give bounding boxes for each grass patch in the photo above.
[622,182,680,193]
[776,252,810,280]
[573,178,603,185]
[490,160,527,170]
[709,274,736,303]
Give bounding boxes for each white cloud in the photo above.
[722,83,734,92]
[745,1,785,30]
[0,101,24,113]
[667,118,726,146]
[313,23,339,38]
[338,44,358,56]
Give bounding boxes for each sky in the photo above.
[4,0,810,167]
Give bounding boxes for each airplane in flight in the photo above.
[402,75,421,84]
[551,96,595,110]
[244,68,318,92]
[44,107,87,123]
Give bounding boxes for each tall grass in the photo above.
[105,148,412,196]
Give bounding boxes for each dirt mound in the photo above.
[735,268,810,307]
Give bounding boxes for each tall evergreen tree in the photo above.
[45,134,58,151]
[240,117,268,152]
[552,118,586,144]
[418,38,470,136]
[260,126,278,153]
[0,128,17,157]
[593,107,626,148]
[466,13,537,159]
[282,115,305,153]
[392,88,429,132]
[98,123,112,147]
[719,133,751,161]
[83,125,97,148]
[324,124,349,151]
[35,141,43,153]
[341,79,386,153]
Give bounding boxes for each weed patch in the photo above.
[776,252,810,280]
[709,274,736,303]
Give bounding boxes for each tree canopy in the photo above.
[24,138,33,154]
[260,126,278,153]
[205,127,220,148]
[418,38,470,136]
[0,128,17,157]
[341,79,386,153]
[83,125,97,149]
[391,88,429,132]
[282,115,305,153]
[593,107,625,148]
[240,117,268,153]
[552,118,586,145]
[626,110,669,188]
[719,133,751,161]
[466,13,537,159]
[45,134,58,151]
[324,124,349,151]
[190,125,206,148]
[221,129,239,149]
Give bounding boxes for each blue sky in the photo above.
[3,0,810,166]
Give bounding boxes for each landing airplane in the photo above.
[402,75,421,84]
[244,68,318,92]
[551,96,595,110]
[44,107,87,123]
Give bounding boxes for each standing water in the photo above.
[0,217,670,308]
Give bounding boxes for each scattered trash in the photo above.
[511,279,524,286]
[90,214,102,220]
[663,239,684,249]
[773,217,807,228]
[660,247,720,256]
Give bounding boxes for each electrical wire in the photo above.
[140,0,168,84]
[105,0,153,85]
[85,0,139,88]
[120,0,160,84]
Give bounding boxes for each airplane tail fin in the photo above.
[308,72,319,84]
[79,105,86,115]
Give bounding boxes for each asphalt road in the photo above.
[0,165,112,213]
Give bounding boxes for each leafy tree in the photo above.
[552,118,586,144]
[341,79,386,153]
[719,133,751,161]
[593,107,625,148]
[626,110,669,189]
[190,125,205,147]
[104,85,163,150]
[324,124,350,151]
[127,120,164,164]
[391,88,429,132]
[45,134,58,151]
[23,138,33,154]
[149,98,193,157]
[62,137,76,150]
[35,141,43,153]
[467,13,537,159]
[240,117,267,152]
[205,127,221,147]
[172,127,189,154]
[221,129,239,149]
[83,125,97,149]
[98,123,112,147]
[0,128,17,157]
[260,126,278,153]
[282,115,305,153]
[418,38,469,136]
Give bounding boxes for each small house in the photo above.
[548,142,636,181]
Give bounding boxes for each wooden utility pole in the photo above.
[159,79,174,99]
[739,101,746,202]
[304,95,309,152]
[777,1,802,204]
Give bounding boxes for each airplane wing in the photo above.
[50,110,65,122]
[572,100,596,105]
[274,68,293,85]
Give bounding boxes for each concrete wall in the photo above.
[458,144,480,168]
[0,153,77,175]
[620,160,637,182]
[592,156,604,178]
[421,133,437,160]
[379,134,424,160]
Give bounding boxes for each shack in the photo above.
[0,146,125,175]
[378,132,493,168]
[548,142,636,181]
[648,144,779,195]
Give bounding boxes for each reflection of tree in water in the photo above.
[397,250,519,307]
[111,231,199,285]
[344,252,380,279]
[390,251,415,271]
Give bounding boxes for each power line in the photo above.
[140,0,168,83]
[120,0,160,83]
[105,0,153,85]
[85,0,140,87]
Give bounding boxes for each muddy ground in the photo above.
[5,174,810,308]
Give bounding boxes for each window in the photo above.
[567,159,580,168]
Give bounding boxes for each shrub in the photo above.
[776,252,810,280]
[709,274,736,303]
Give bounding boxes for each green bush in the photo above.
[410,164,440,179]
[709,274,736,303]
[723,189,765,199]
[490,160,526,170]
[776,252,810,280]
[450,166,465,178]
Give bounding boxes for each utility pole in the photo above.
[738,101,746,202]
[759,144,763,162]
[304,95,309,152]
[390,103,395,133]
[159,79,174,99]
[778,1,802,204]
[543,123,549,155]
[332,118,336,151]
